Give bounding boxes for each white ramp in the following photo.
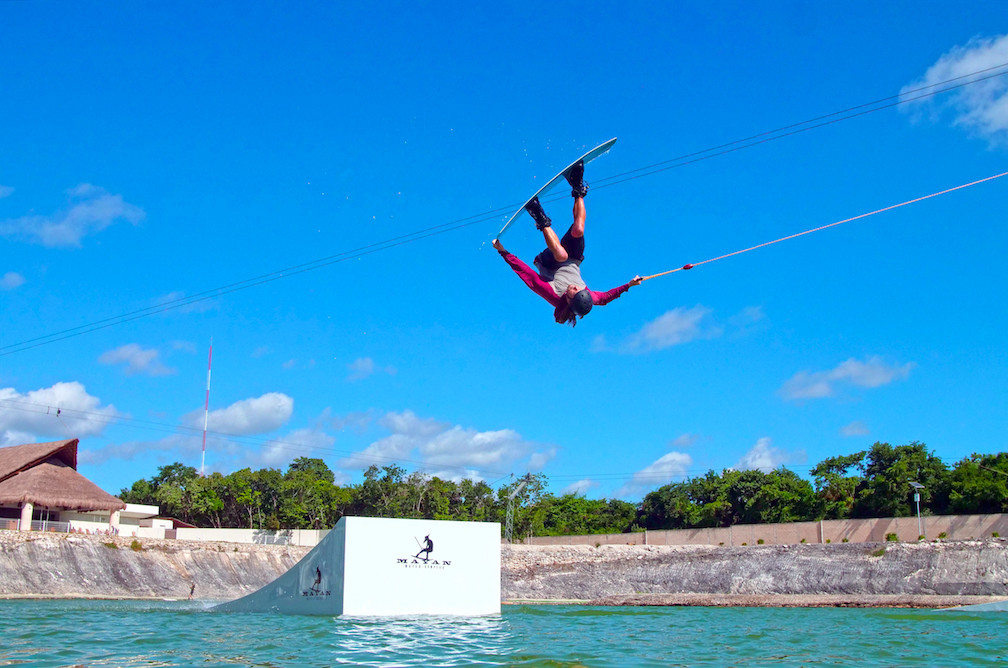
[214,516,500,616]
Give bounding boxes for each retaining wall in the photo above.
[524,513,1008,547]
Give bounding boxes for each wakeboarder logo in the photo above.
[396,534,452,569]
[301,565,332,597]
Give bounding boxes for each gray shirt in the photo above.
[536,258,586,297]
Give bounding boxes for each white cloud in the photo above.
[0,272,25,290]
[347,356,397,381]
[735,437,803,473]
[671,433,699,448]
[840,421,870,437]
[98,343,176,377]
[780,356,914,401]
[339,409,547,478]
[0,382,121,442]
[79,432,195,468]
[81,414,344,479]
[1,429,36,448]
[221,427,344,478]
[528,447,557,470]
[617,450,693,498]
[561,479,598,496]
[0,184,144,248]
[185,392,294,435]
[621,305,721,353]
[901,34,1008,143]
[728,305,767,338]
[171,340,197,354]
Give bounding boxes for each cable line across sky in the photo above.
[3,62,1007,357]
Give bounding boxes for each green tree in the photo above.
[639,482,700,530]
[948,453,1008,513]
[811,452,866,519]
[118,478,157,505]
[750,468,816,524]
[852,442,950,518]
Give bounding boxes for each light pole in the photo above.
[909,481,925,538]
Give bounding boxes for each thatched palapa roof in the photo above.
[0,439,125,512]
[0,439,77,478]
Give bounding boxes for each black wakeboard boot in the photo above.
[525,196,552,231]
[564,159,589,198]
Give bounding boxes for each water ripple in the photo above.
[0,600,1003,667]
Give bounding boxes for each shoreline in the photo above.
[506,593,1008,608]
[2,531,1007,608]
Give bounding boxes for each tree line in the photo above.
[119,442,1007,537]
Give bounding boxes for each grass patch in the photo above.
[993,532,1000,538]
[871,547,886,557]
[130,539,143,552]
[938,532,947,539]
[885,533,899,542]
[842,537,849,543]
[757,539,764,545]
[102,542,117,549]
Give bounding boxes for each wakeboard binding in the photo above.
[525,196,552,231]
[564,159,589,198]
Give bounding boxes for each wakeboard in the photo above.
[496,137,617,238]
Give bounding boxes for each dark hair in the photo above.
[554,302,577,327]
[553,290,593,327]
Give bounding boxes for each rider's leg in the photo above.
[570,196,585,239]
[543,225,568,262]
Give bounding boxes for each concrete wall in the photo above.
[175,527,329,547]
[522,513,1008,547]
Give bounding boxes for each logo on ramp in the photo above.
[397,534,453,569]
[301,565,332,598]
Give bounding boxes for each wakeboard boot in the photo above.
[564,159,589,198]
[525,196,552,231]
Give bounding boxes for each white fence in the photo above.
[175,527,328,547]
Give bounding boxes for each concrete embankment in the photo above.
[501,540,1008,607]
[0,531,309,600]
[2,531,1007,607]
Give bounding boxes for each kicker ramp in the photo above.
[214,516,500,616]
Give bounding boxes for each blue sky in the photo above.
[2,3,1006,501]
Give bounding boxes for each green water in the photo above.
[0,600,1002,667]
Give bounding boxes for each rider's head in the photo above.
[570,288,593,317]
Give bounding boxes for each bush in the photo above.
[842,538,849,543]
[918,535,926,541]
[993,532,1000,538]
[871,547,886,557]
[885,533,899,542]
[938,532,947,539]
[757,539,765,545]
[130,539,143,552]
[825,539,831,544]
[800,538,807,543]
[102,542,117,549]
